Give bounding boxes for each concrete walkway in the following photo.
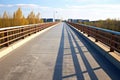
[0,22,120,80]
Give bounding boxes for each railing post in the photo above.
[87,35,90,37]
[28,27,31,36]
[22,27,25,39]
[4,30,9,47]
[95,29,98,42]
[110,48,114,52]
[110,34,114,52]
[35,25,37,33]
[95,39,98,42]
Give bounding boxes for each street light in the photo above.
[53,11,57,22]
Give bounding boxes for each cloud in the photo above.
[0,4,51,9]
[0,4,14,7]
[0,4,4,7]
[0,4,120,20]
[65,0,101,3]
[65,0,110,2]
[15,4,39,8]
[57,4,120,20]
[66,4,120,9]
[0,4,38,7]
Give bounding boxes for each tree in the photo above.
[2,11,10,27]
[83,19,120,32]
[0,19,1,28]
[14,8,23,19]
[27,11,36,24]
[0,8,43,28]
[13,8,24,26]
[35,12,40,23]
[21,16,29,25]
[3,11,9,19]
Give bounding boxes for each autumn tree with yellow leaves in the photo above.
[0,8,43,28]
[83,19,120,32]
[0,11,10,27]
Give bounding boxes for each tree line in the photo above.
[0,8,43,28]
[83,19,120,32]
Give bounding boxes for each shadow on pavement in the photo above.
[53,25,64,80]
[53,22,120,80]
[68,24,120,80]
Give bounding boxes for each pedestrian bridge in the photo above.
[0,22,120,80]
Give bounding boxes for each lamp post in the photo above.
[53,11,57,22]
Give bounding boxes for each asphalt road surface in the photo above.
[0,22,120,80]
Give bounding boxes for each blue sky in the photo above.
[0,0,120,20]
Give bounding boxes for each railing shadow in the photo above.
[68,24,120,80]
[53,23,120,80]
[53,24,64,80]
[65,26,85,79]
[66,26,98,80]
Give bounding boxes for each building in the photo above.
[42,18,47,22]
[68,19,89,23]
[42,18,53,22]
[55,19,61,22]
[47,18,53,22]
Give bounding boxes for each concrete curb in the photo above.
[0,23,59,59]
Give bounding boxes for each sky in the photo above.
[0,0,120,21]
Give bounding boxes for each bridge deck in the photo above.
[0,22,120,80]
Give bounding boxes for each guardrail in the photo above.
[67,22,120,53]
[0,22,57,49]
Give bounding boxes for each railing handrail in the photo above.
[77,24,120,36]
[67,22,120,53]
[0,22,57,49]
[0,22,51,31]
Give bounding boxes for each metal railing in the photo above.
[0,22,57,49]
[67,22,120,53]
